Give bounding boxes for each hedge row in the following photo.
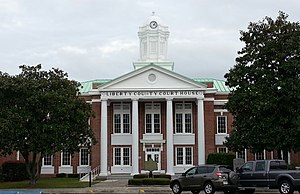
[133,174,171,179]
[1,161,29,181]
[128,178,170,185]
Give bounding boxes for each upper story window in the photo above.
[113,103,130,134]
[217,116,227,134]
[145,103,160,134]
[175,103,192,134]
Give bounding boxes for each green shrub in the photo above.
[133,174,148,179]
[56,173,67,178]
[2,161,29,181]
[153,174,171,179]
[67,174,79,178]
[128,178,170,185]
[128,178,143,185]
[207,153,236,167]
[142,178,170,185]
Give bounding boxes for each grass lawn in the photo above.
[0,178,94,189]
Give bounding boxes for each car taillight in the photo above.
[215,172,222,178]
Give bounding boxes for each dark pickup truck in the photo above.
[237,160,300,194]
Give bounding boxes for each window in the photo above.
[61,150,71,166]
[43,155,52,166]
[217,116,227,133]
[255,161,266,171]
[145,103,160,133]
[236,149,246,161]
[241,162,253,172]
[175,103,192,133]
[255,151,265,160]
[80,148,89,166]
[270,161,287,170]
[217,147,228,153]
[176,147,193,165]
[113,103,130,133]
[113,147,130,166]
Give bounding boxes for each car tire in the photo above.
[228,171,239,185]
[192,190,200,194]
[204,182,215,194]
[171,181,182,194]
[279,180,294,194]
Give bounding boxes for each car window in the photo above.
[186,167,197,176]
[270,161,288,170]
[219,166,231,173]
[206,166,215,173]
[255,161,266,171]
[241,162,253,172]
[197,166,206,174]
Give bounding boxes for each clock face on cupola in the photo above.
[149,21,158,29]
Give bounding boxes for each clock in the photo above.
[149,21,158,29]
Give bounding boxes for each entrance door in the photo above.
[145,148,161,171]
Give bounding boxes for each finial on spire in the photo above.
[152,11,155,16]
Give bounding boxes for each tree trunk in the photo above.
[22,152,42,185]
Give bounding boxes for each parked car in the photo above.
[237,160,300,194]
[170,165,239,194]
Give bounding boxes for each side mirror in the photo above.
[236,167,242,173]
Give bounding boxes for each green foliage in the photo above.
[1,161,29,181]
[206,153,236,166]
[153,174,171,179]
[133,174,149,179]
[224,11,300,154]
[0,65,96,184]
[128,178,170,185]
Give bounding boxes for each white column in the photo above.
[197,95,206,165]
[100,98,108,176]
[166,97,174,175]
[131,98,139,175]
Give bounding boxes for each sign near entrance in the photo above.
[101,90,203,98]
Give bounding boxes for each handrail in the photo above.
[79,165,101,182]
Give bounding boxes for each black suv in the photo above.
[170,165,239,194]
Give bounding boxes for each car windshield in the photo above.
[218,166,232,173]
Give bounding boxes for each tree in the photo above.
[0,65,95,184]
[224,12,300,159]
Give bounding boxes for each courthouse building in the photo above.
[2,14,296,177]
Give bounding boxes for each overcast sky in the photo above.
[0,0,299,82]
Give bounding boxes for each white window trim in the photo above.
[175,147,193,166]
[236,149,247,162]
[255,150,266,160]
[217,115,227,134]
[113,103,131,134]
[42,155,53,166]
[113,147,131,166]
[217,147,228,153]
[145,103,161,134]
[175,103,193,134]
[79,148,90,166]
[61,150,71,166]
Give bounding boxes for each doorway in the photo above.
[145,147,161,171]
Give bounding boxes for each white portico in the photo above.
[94,64,208,176]
[92,13,209,176]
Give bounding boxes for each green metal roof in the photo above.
[193,78,230,93]
[78,78,230,94]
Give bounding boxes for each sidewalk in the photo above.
[0,178,281,194]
